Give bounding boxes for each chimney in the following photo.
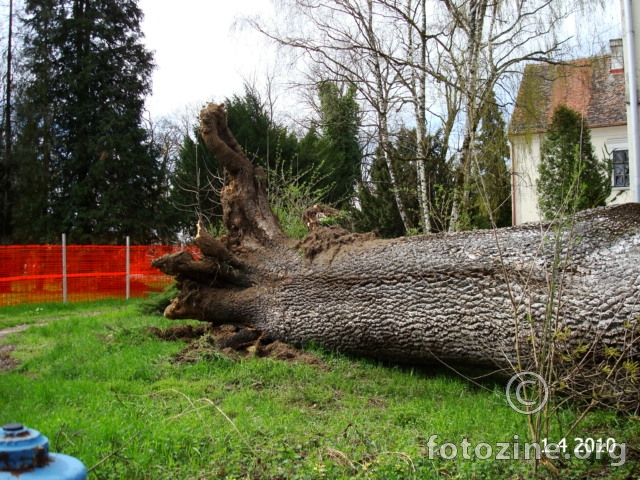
[610,38,624,73]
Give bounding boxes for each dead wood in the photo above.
[152,103,640,370]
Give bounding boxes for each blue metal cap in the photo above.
[0,423,49,471]
[0,453,87,480]
[0,423,87,480]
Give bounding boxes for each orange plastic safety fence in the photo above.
[0,244,196,306]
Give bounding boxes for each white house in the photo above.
[509,40,632,225]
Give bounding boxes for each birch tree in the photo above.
[250,0,414,232]
[255,0,582,233]
[430,0,572,231]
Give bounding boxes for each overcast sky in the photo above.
[137,0,274,119]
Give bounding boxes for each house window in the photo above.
[612,149,629,188]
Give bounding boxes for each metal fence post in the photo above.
[126,236,130,300]
[62,234,68,303]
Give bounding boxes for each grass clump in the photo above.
[0,300,637,479]
[137,284,179,316]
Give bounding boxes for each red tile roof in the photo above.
[509,55,626,135]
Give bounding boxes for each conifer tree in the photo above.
[13,0,162,243]
[354,151,411,238]
[537,105,610,220]
[355,128,451,237]
[11,0,61,243]
[0,0,15,243]
[224,87,300,171]
[470,94,512,229]
[223,82,362,210]
[315,81,362,208]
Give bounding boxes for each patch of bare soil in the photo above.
[149,324,325,367]
[0,325,33,372]
[0,324,31,340]
[0,343,19,372]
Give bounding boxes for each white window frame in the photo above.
[605,138,630,190]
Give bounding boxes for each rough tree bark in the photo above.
[153,103,640,370]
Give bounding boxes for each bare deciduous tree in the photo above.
[249,0,414,232]
[429,0,573,231]
[251,0,585,233]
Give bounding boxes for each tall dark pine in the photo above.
[471,94,512,229]
[354,151,410,238]
[12,0,60,243]
[0,0,14,243]
[354,128,450,237]
[316,81,362,208]
[14,0,160,244]
[224,87,301,174]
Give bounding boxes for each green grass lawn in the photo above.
[0,299,638,479]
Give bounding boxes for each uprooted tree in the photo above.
[153,103,640,372]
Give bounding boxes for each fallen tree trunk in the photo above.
[153,103,640,370]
